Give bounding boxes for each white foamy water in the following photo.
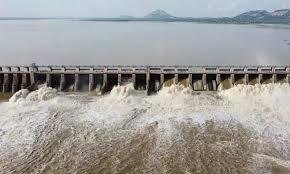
[1,84,290,174]
[9,87,57,103]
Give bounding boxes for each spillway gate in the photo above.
[0,66,290,94]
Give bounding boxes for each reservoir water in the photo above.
[0,20,289,65]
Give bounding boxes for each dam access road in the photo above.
[0,66,290,95]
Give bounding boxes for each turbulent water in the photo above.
[1,84,290,174]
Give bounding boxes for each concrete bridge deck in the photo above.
[0,66,290,94]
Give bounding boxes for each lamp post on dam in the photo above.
[0,65,290,95]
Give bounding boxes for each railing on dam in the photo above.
[0,66,290,94]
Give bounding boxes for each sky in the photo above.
[0,0,290,18]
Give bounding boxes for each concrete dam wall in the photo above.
[0,66,290,95]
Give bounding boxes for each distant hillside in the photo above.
[271,9,290,17]
[234,10,271,21]
[233,9,290,24]
[2,9,290,24]
[80,9,290,24]
[119,15,135,19]
[144,10,176,19]
[143,9,290,24]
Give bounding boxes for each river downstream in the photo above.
[0,84,290,173]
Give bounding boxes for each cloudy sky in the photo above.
[0,0,290,18]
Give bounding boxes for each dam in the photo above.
[0,65,290,95]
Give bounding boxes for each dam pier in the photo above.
[0,66,290,95]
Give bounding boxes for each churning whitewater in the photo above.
[1,84,290,174]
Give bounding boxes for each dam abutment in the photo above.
[1,66,290,95]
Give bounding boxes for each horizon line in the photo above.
[0,8,289,19]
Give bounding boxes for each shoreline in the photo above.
[0,18,289,25]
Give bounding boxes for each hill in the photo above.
[144,10,176,19]
[81,9,290,24]
[233,9,290,24]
